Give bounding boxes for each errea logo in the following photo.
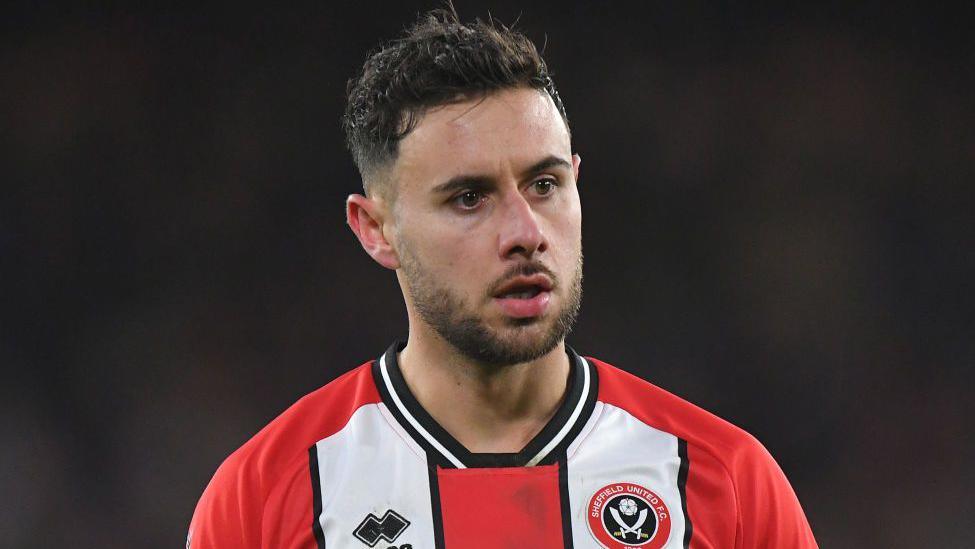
[353,509,411,547]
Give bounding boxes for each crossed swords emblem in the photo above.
[609,505,650,541]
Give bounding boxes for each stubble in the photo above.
[398,239,583,368]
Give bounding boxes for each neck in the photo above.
[397,328,571,454]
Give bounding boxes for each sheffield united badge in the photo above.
[587,482,672,548]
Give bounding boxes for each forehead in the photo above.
[392,88,571,192]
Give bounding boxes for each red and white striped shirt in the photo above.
[189,342,817,548]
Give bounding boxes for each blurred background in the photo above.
[2,1,972,547]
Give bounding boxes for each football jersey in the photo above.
[188,341,817,549]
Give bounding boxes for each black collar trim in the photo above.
[371,340,598,469]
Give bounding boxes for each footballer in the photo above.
[188,7,818,549]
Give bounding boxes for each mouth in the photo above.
[492,274,554,318]
[493,273,554,298]
[497,286,544,299]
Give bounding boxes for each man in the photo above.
[189,8,817,549]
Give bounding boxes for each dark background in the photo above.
[2,1,972,547]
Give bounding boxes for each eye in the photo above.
[532,178,557,196]
[454,190,485,210]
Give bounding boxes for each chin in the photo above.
[496,319,563,350]
[503,315,545,327]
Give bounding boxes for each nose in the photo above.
[497,192,548,260]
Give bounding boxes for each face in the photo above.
[384,88,582,366]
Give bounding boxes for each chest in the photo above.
[306,403,692,549]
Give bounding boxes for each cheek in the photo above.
[403,225,491,284]
[547,198,583,251]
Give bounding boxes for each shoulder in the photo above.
[188,361,380,547]
[589,356,818,547]
[590,356,762,462]
[589,355,790,505]
[218,361,380,481]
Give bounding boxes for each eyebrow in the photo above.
[430,155,573,195]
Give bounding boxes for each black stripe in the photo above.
[557,455,575,549]
[376,340,596,468]
[371,358,455,468]
[427,464,446,549]
[513,348,589,466]
[535,356,599,466]
[677,438,693,549]
[308,445,327,549]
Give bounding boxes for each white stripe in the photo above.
[311,405,438,547]
[377,402,429,459]
[567,403,686,547]
[566,401,603,459]
[525,355,591,466]
[380,354,467,469]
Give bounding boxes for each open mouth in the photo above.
[492,274,554,318]
[497,285,544,299]
[492,273,553,300]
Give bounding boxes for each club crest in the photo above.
[587,482,672,549]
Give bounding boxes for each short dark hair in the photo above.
[343,6,569,195]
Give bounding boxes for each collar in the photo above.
[372,340,598,468]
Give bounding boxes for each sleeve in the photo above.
[732,435,818,549]
[187,452,263,549]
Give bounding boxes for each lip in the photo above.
[491,273,555,319]
[492,274,554,297]
[493,291,551,318]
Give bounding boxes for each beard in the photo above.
[399,243,583,368]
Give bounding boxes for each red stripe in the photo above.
[437,464,565,548]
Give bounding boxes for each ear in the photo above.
[346,194,401,270]
[572,153,582,183]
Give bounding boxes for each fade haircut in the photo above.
[342,6,569,197]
